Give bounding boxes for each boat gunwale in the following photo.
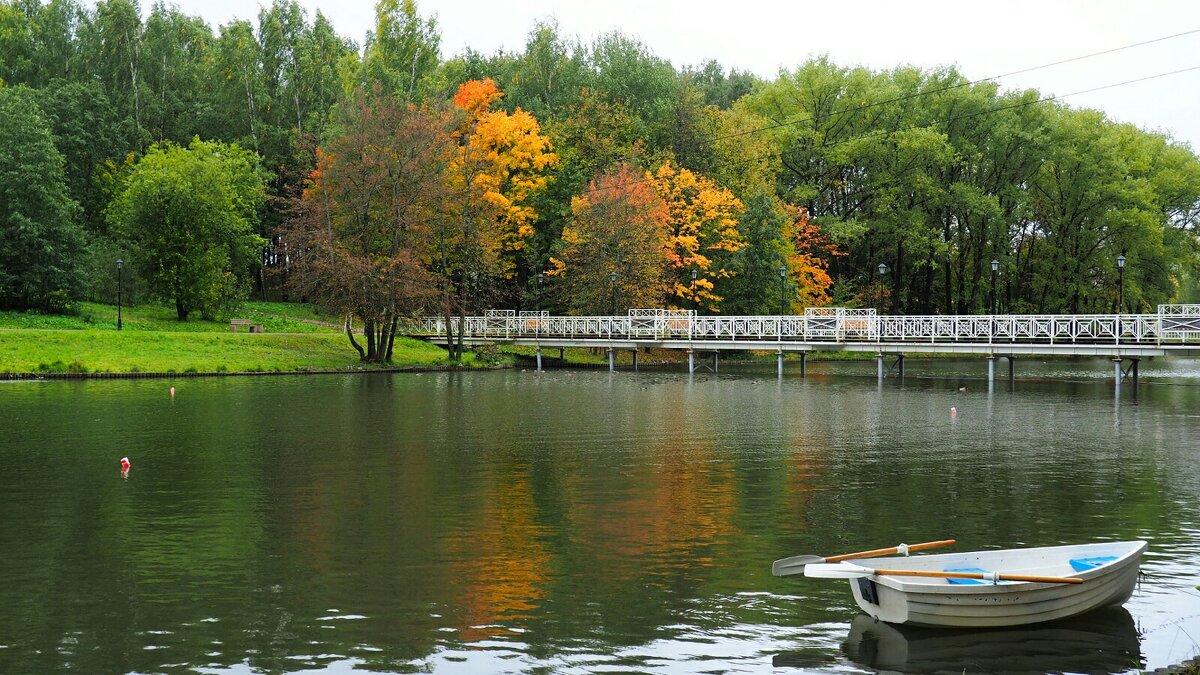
[855,540,1147,595]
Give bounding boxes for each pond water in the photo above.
[1,357,1199,674]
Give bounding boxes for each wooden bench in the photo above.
[230,319,264,333]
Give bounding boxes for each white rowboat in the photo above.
[804,540,1146,628]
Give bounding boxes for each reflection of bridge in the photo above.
[415,306,1200,385]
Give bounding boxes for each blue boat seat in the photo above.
[945,567,991,584]
[1069,555,1117,572]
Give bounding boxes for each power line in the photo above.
[581,63,1200,198]
[712,27,1200,144]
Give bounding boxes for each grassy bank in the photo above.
[0,302,464,374]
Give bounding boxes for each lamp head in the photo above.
[991,259,999,272]
[1117,254,1126,268]
[878,263,887,275]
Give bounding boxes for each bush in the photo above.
[472,343,505,367]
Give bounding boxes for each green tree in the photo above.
[361,0,440,101]
[720,192,791,314]
[106,138,267,320]
[0,85,82,311]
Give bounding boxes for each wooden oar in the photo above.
[803,562,1083,584]
[772,539,956,577]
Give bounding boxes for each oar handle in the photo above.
[872,568,1084,584]
[825,539,957,563]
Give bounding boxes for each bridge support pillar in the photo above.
[688,350,695,374]
[536,347,542,372]
[898,354,905,379]
[713,351,719,373]
[1008,356,1015,384]
[559,347,565,360]
[876,353,885,380]
[608,348,615,372]
[987,355,996,391]
[777,350,784,379]
[1113,357,1139,387]
[800,352,807,378]
[633,349,639,371]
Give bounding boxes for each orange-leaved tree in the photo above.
[449,78,558,285]
[784,203,841,309]
[548,163,669,314]
[648,160,745,312]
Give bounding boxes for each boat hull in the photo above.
[845,540,1145,628]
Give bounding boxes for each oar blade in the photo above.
[803,563,870,579]
[772,555,825,576]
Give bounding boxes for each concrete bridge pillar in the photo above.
[608,348,615,372]
[688,349,695,374]
[633,349,639,371]
[777,350,784,379]
[800,352,807,378]
[876,353,885,381]
[536,347,542,372]
[987,355,996,391]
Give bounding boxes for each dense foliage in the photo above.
[2,0,1199,357]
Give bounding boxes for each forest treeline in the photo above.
[2,0,1199,361]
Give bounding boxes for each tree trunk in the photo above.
[345,317,365,361]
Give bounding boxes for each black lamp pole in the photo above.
[877,262,888,314]
[691,268,699,313]
[779,265,787,315]
[1116,254,1126,313]
[990,259,999,315]
[610,271,617,316]
[116,259,123,330]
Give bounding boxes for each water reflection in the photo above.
[0,366,1197,673]
[839,608,1143,674]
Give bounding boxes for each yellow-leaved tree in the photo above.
[449,78,558,282]
[648,160,745,312]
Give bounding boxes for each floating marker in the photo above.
[119,457,131,476]
[950,406,958,418]
[170,387,176,397]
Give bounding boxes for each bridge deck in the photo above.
[414,308,1200,358]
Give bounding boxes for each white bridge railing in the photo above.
[415,305,1200,345]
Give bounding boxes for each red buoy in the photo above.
[120,457,131,471]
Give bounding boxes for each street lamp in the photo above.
[877,263,888,314]
[1116,254,1126,313]
[610,271,617,316]
[990,259,999,315]
[691,268,699,313]
[536,272,544,313]
[116,259,123,330]
[779,265,788,316]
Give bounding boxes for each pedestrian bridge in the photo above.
[414,305,1200,384]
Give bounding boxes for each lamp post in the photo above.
[116,259,123,330]
[990,259,999,315]
[1116,254,1126,313]
[691,268,699,314]
[877,262,888,314]
[610,271,617,316]
[779,265,788,316]
[536,272,544,313]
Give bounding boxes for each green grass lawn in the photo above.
[0,301,334,333]
[0,301,467,374]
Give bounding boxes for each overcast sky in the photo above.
[138,0,1200,151]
